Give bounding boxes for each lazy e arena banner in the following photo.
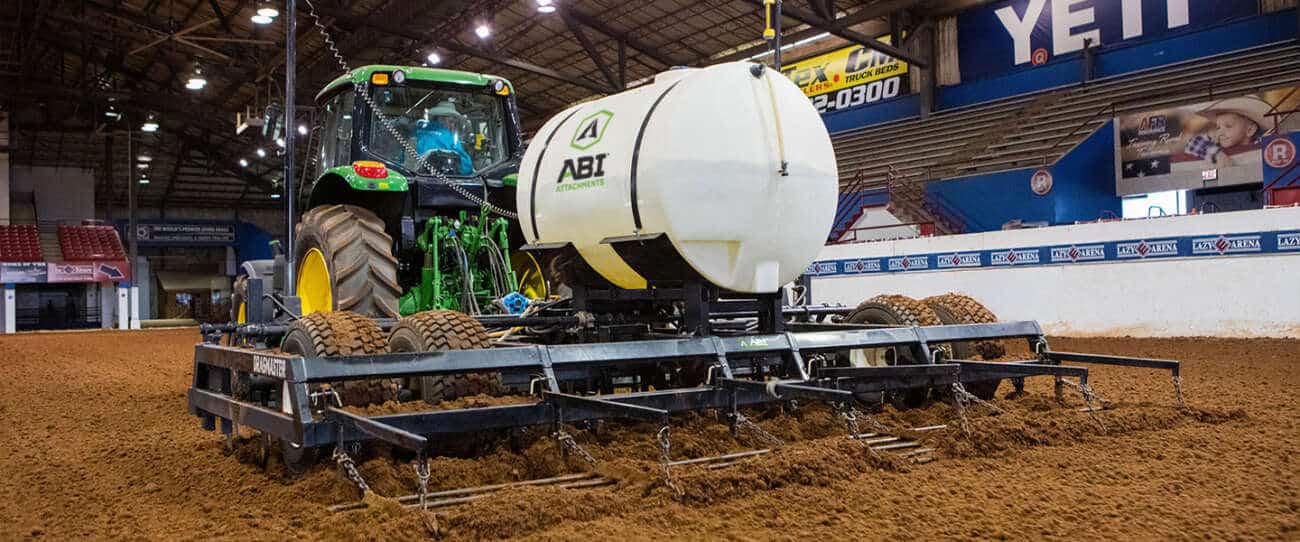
[957,0,1257,81]
[781,38,908,115]
[1114,87,1300,196]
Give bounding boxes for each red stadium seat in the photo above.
[0,225,43,262]
[58,224,126,261]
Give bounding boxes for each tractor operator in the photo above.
[415,101,475,176]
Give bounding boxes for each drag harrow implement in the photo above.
[190,318,1183,508]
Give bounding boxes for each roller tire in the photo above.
[294,204,402,318]
[280,311,400,406]
[923,293,1004,400]
[388,310,501,404]
[925,293,1005,359]
[844,295,941,407]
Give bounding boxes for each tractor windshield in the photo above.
[368,84,508,177]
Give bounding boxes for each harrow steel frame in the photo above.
[188,321,1181,455]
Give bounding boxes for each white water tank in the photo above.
[517,61,837,293]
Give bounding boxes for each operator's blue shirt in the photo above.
[415,123,474,175]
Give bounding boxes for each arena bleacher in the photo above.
[831,42,1300,234]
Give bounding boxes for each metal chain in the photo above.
[951,382,1006,415]
[553,429,598,465]
[332,445,371,494]
[1060,379,1107,432]
[1172,375,1186,407]
[302,0,519,220]
[733,413,785,447]
[950,384,973,437]
[412,458,431,510]
[657,425,683,496]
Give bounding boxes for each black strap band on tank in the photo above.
[528,108,583,240]
[629,81,682,232]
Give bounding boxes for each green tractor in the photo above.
[237,65,547,326]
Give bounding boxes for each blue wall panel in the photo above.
[925,121,1121,232]
[824,94,919,134]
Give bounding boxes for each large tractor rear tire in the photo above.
[923,293,1004,400]
[843,294,943,407]
[277,311,398,474]
[388,310,502,404]
[294,204,402,318]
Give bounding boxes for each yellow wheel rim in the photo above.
[236,302,247,324]
[511,252,548,300]
[297,248,333,315]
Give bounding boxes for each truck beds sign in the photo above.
[781,39,908,115]
[134,222,236,245]
[956,0,1257,81]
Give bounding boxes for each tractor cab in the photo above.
[310,65,524,220]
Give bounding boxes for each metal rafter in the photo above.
[741,0,927,67]
[562,11,620,91]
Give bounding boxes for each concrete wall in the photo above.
[811,207,1300,338]
[11,166,95,222]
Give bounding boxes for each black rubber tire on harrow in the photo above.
[844,294,943,407]
[922,293,1004,400]
[388,310,502,404]
[279,311,398,474]
[294,204,402,319]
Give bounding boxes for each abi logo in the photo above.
[570,110,613,150]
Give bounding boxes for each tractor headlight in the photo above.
[392,70,406,84]
[492,80,509,96]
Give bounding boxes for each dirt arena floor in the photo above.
[1,328,1297,541]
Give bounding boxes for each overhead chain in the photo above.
[733,413,785,447]
[837,403,884,457]
[301,0,519,220]
[553,429,598,465]
[657,425,683,496]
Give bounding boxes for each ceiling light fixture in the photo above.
[137,155,153,163]
[536,0,556,13]
[186,63,207,90]
[426,51,442,66]
[239,158,249,167]
[474,23,491,39]
[256,148,266,158]
[251,13,273,24]
[297,124,308,135]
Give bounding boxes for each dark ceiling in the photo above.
[0,0,972,210]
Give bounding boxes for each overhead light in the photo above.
[239,158,249,167]
[138,176,150,185]
[137,163,149,170]
[297,124,308,135]
[251,14,273,24]
[426,52,442,66]
[137,155,152,162]
[474,23,491,39]
[141,114,159,132]
[275,137,285,148]
[257,6,279,17]
[256,148,266,158]
[270,192,281,199]
[536,0,556,13]
[186,64,207,91]
[104,107,121,120]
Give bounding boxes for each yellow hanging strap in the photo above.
[762,69,789,176]
[763,0,776,40]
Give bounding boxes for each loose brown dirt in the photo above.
[1,330,1296,540]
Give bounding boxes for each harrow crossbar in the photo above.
[1041,351,1181,376]
[954,360,1090,382]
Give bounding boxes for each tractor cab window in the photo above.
[368,84,507,177]
[315,90,355,176]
